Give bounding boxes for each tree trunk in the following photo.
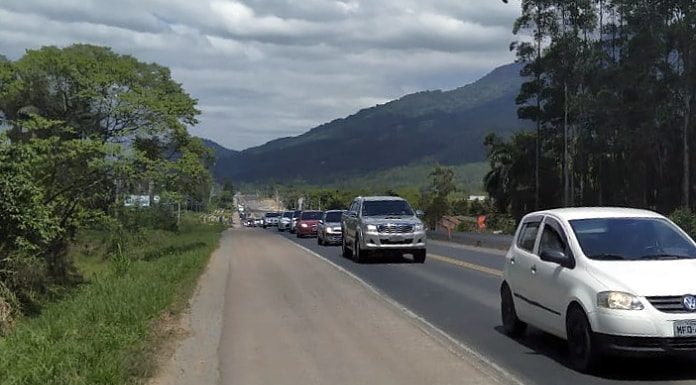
[564,82,570,206]
[684,93,692,208]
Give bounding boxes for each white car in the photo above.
[501,208,696,372]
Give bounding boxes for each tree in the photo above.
[423,165,457,228]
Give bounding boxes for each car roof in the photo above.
[530,207,663,221]
[324,209,344,213]
[360,196,406,201]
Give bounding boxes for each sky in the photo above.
[0,0,522,151]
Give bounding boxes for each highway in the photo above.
[266,228,696,385]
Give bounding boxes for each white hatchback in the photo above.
[501,208,696,372]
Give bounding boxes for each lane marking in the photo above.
[279,236,525,385]
[428,254,503,278]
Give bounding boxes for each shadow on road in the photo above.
[495,326,696,381]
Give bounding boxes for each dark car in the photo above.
[296,210,323,238]
[318,210,345,246]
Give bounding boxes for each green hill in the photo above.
[210,63,526,184]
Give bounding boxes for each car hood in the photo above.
[299,220,320,225]
[587,260,696,296]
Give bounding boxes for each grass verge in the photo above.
[0,220,226,385]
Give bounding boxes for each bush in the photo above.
[670,207,696,239]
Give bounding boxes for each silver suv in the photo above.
[341,196,426,263]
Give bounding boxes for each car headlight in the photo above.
[366,224,378,232]
[300,223,308,228]
[414,224,424,232]
[326,227,336,234]
[597,291,644,310]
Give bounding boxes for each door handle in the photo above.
[531,265,537,274]
[510,257,516,265]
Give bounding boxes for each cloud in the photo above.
[0,0,522,150]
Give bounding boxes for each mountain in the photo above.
[201,138,239,161]
[211,63,527,184]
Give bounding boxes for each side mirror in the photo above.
[319,220,324,224]
[415,210,424,218]
[540,250,573,268]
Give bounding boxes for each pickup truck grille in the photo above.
[377,224,414,234]
[647,296,694,313]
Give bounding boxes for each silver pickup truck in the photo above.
[341,196,426,263]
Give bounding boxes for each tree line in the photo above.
[0,44,211,329]
[486,1,696,220]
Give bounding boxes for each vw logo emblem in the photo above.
[683,295,696,312]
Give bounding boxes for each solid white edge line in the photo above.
[286,239,527,385]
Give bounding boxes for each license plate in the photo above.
[674,320,696,337]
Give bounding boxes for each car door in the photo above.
[343,199,360,245]
[507,216,543,323]
[527,216,576,336]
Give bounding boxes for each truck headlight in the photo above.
[597,291,644,310]
[414,224,424,232]
[300,223,308,228]
[366,225,378,232]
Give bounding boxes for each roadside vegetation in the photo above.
[0,44,223,383]
[0,218,225,385]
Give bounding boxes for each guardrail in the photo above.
[427,229,513,251]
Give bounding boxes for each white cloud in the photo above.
[0,0,522,150]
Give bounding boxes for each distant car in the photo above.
[296,210,323,238]
[254,219,263,227]
[501,208,696,373]
[289,210,302,233]
[318,210,345,246]
[278,211,294,231]
[262,212,280,228]
[341,196,426,263]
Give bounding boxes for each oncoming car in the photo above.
[501,208,696,372]
[317,210,344,246]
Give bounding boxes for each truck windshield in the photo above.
[570,218,696,261]
[362,200,413,217]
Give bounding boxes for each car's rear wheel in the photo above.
[414,250,426,264]
[500,284,526,338]
[566,305,600,373]
[342,235,353,258]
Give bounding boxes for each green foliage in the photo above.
[422,165,457,228]
[0,221,224,385]
[670,208,696,239]
[489,1,696,218]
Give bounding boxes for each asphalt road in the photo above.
[268,227,696,385]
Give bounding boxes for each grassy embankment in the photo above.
[0,219,226,385]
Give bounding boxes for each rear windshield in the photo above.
[362,200,413,217]
[325,212,343,222]
[300,211,323,220]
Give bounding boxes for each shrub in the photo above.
[670,207,696,239]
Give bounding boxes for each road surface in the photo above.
[275,229,696,385]
[153,228,514,385]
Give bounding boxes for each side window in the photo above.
[349,200,359,214]
[539,225,567,254]
[517,222,540,252]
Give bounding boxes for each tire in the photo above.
[566,305,601,373]
[500,284,527,338]
[318,235,323,245]
[297,232,302,238]
[413,250,426,264]
[342,235,353,258]
[354,235,368,263]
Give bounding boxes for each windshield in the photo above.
[265,212,280,218]
[325,212,343,222]
[283,212,293,218]
[300,211,323,220]
[570,218,696,261]
[362,200,414,217]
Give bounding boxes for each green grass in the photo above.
[332,162,489,193]
[0,220,226,385]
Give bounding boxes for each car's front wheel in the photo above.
[566,305,600,373]
[318,234,323,245]
[500,284,526,338]
[354,235,368,263]
[413,250,426,264]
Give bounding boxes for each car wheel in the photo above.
[342,235,353,258]
[414,250,426,264]
[318,235,323,245]
[566,305,600,373]
[354,235,368,263]
[500,284,526,338]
